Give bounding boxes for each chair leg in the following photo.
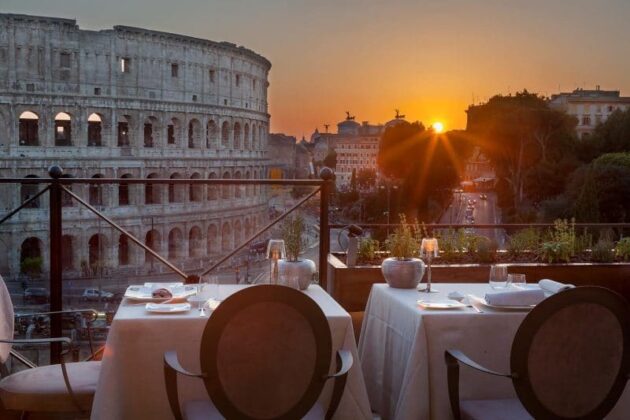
[19,411,29,420]
[444,351,462,420]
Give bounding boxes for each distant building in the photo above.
[549,86,630,139]
[309,112,406,187]
[268,134,311,179]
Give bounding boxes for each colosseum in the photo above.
[0,14,271,282]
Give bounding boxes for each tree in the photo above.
[323,149,337,169]
[357,168,376,189]
[467,91,577,210]
[350,168,357,192]
[577,108,630,161]
[378,122,473,218]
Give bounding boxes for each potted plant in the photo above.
[278,214,316,290]
[381,215,425,288]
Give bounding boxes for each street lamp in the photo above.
[380,184,398,237]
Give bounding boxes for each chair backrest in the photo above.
[200,284,332,420]
[511,286,629,419]
[0,275,15,364]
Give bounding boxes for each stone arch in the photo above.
[188,118,201,148]
[119,173,132,206]
[234,170,242,198]
[21,174,41,209]
[145,172,161,204]
[221,171,231,199]
[89,174,104,206]
[221,222,232,252]
[118,234,130,266]
[207,172,218,200]
[117,114,131,147]
[189,226,202,257]
[233,122,241,150]
[87,113,103,147]
[19,110,39,146]
[88,233,108,270]
[251,123,257,150]
[244,123,250,150]
[206,119,217,149]
[144,116,159,148]
[168,228,183,260]
[207,224,218,255]
[244,218,252,238]
[55,112,72,146]
[145,229,161,265]
[221,121,230,148]
[245,170,252,196]
[20,237,43,274]
[169,172,184,203]
[189,172,203,202]
[167,117,182,146]
[233,220,242,249]
[61,234,75,271]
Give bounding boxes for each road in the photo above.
[440,191,506,247]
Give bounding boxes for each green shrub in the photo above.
[475,236,498,263]
[539,241,572,263]
[615,237,630,261]
[357,238,379,264]
[20,256,42,275]
[281,213,306,261]
[385,215,420,260]
[436,228,467,259]
[591,239,615,263]
[507,228,540,256]
[538,219,576,263]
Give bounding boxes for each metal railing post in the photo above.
[319,168,333,292]
[48,165,63,364]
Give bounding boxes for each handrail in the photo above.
[0,186,50,226]
[329,223,630,229]
[0,178,325,186]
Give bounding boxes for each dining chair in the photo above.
[164,284,353,420]
[0,275,103,417]
[444,286,630,420]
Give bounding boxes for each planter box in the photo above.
[328,253,630,313]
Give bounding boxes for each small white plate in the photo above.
[145,302,191,313]
[468,295,534,312]
[417,300,466,310]
[125,285,197,302]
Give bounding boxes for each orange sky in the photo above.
[6,0,630,137]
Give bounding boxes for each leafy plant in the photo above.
[436,228,467,260]
[357,238,379,264]
[539,241,572,264]
[538,219,575,263]
[475,236,498,263]
[385,215,420,260]
[281,214,306,262]
[615,237,630,261]
[591,239,615,263]
[20,256,42,276]
[507,228,540,256]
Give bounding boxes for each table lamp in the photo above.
[266,239,286,285]
[419,238,439,293]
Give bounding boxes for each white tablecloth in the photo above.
[92,285,372,420]
[358,283,630,420]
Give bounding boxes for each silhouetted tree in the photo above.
[323,149,337,170]
[357,168,376,189]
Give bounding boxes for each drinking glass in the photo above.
[489,264,509,289]
[508,273,526,287]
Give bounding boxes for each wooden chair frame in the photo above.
[164,285,353,420]
[445,286,630,420]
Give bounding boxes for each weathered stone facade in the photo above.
[0,14,271,279]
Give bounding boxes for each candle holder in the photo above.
[419,238,439,293]
[266,239,286,285]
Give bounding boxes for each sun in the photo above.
[432,122,445,133]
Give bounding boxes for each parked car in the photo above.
[23,287,49,304]
[81,288,114,302]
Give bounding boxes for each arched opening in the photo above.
[207,224,218,255]
[189,173,202,202]
[117,115,130,147]
[189,226,202,257]
[221,121,230,148]
[20,237,42,275]
[233,122,241,149]
[118,234,130,266]
[89,174,104,206]
[244,123,250,150]
[245,170,252,196]
[61,174,74,207]
[168,228,183,260]
[88,234,107,272]
[145,230,161,266]
[55,112,72,146]
[167,118,180,146]
[119,174,132,206]
[21,175,41,208]
[233,220,242,249]
[62,235,74,270]
[144,116,157,148]
[88,113,102,147]
[188,119,201,148]
[251,123,257,150]
[19,111,39,146]
[221,222,231,252]
[222,171,231,199]
[169,173,184,203]
[145,173,161,204]
[245,218,252,239]
[207,172,217,200]
[234,170,242,198]
[206,120,217,148]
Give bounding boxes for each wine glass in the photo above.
[489,264,509,289]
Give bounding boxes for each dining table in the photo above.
[91,284,372,420]
[358,282,630,420]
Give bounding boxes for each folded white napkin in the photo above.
[485,289,546,306]
[538,279,574,294]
